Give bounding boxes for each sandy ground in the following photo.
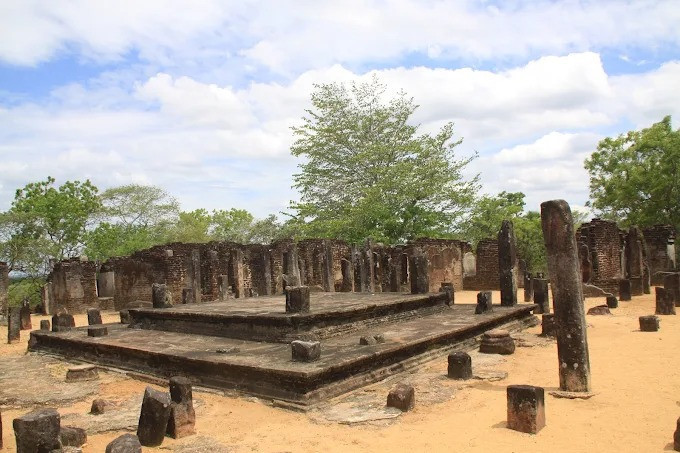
[1,290,679,452]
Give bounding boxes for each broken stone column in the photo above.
[541,314,556,337]
[541,199,591,393]
[498,220,518,306]
[88,325,108,337]
[13,408,61,453]
[137,386,172,447]
[52,313,75,332]
[533,278,550,314]
[7,306,20,343]
[439,282,454,305]
[60,425,87,448]
[674,416,680,451]
[167,376,196,439]
[447,352,472,380]
[655,287,676,315]
[409,253,429,294]
[189,249,202,303]
[20,299,32,330]
[386,383,415,411]
[120,310,131,324]
[87,307,102,325]
[506,385,546,434]
[642,264,651,294]
[664,273,680,307]
[639,315,660,332]
[40,319,50,331]
[523,273,533,302]
[106,433,142,453]
[291,340,321,362]
[152,283,172,308]
[479,329,515,355]
[286,286,310,313]
[475,291,493,314]
[217,275,229,301]
[606,295,618,309]
[619,279,632,301]
[340,259,354,292]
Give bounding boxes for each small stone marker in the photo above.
[8,306,21,343]
[533,278,550,314]
[606,295,618,309]
[523,273,533,302]
[507,385,546,434]
[137,386,172,447]
[182,288,194,305]
[167,376,196,439]
[475,291,493,314]
[286,286,310,313]
[40,319,51,331]
[91,398,116,415]
[13,408,61,453]
[88,325,108,337]
[87,307,102,325]
[359,335,377,345]
[387,383,415,411]
[587,305,611,315]
[639,315,660,332]
[409,254,429,294]
[106,433,142,453]
[60,425,87,447]
[619,279,632,301]
[52,313,75,332]
[120,310,131,324]
[152,283,173,308]
[541,314,556,337]
[479,329,515,354]
[655,287,676,315]
[439,282,455,305]
[66,365,99,382]
[20,300,32,330]
[673,416,680,451]
[447,351,472,380]
[291,340,321,362]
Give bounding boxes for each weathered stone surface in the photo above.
[507,385,545,434]
[498,220,518,307]
[66,365,99,382]
[409,254,429,294]
[533,279,550,314]
[152,283,172,308]
[119,310,130,324]
[90,398,116,415]
[439,282,455,305]
[60,425,87,447]
[386,384,415,412]
[167,376,195,439]
[20,299,32,330]
[88,325,108,337]
[106,433,142,453]
[291,340,321,362]
[8,306,21,343]
[475,291,493,314]
[340,259,354,292]
[40,319,51,331]
[217,275,230,301]
[52,313,75,332]
[674,416,680,451]
[182,288,194,305]
[0,409,3,449]
[13,408,61,453]
[606,295,618,309]
[447,351,472,380]
[655,287,676,315]
[664,273,680,307]
[373,333,386,343]
[587,305,611,315]
[286,286,310,313]
[479,329,515,355]
[619,279,632,301]
[523,273,533,302]
[541,314,556,337]
[541,200,591,393]
[137,386,172,447]
[639,315,660,332]
[86,308,102,325]
[359,335,377,345]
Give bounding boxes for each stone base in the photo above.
[66,365,99,382]
[386,383,415,412]
[479,330,515,355]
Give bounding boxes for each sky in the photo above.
[1,1,679,220]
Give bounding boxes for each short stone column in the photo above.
[87,308,102,325]
[286,286,310,313]
[639,315,660,332]
[106,433,142,453]
[13,408,61,453]
[523,273,533,302]
[52,313,75,332]
[619,279,632,301]
[386,383,415,412]
[541,314,556,337]
[533,279,550,314]
[498,220,518,306]
[507,385,546,434]
[409,254,429,294]
[137,387,172,447]
[439,282,454,306]
[541,200,591,393]
[655,287,676,315]
[664,273,680,306]
[475,291,493,314]
[120,310,131,324]
[8,306,21,343]
[88,325,108,337]
[479,329,515,354]
[40,319,51,331]
[340,259,354,292]
[673,416,680,451]
[217,275,229,301]
[447,352,472,380]
[20,300,32,330]
[152,283,172,308]
[291,340,321,362]
[167,376,196,439]
[606,295,618,309]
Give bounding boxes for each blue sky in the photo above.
[1,0,679,218]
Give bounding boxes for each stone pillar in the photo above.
[182,288,194,305]
[41,282,54,315]
[541,199,591,393]
[7,307,21,343]
[439,282,454,305]
[190,249,201,303]
[664,273,680,307]
[619,279,632,301]
[0,261,8,319]
[137,387,172,447]
[362,239,375,293]
[262,250,273,296]
[321,240,334,292]
[20,300,32,330]
[218,275,230,301]
[523,273,533,302]
[655,287,676,315]
[152,283,172,308]
[533,278,550,313]
[87,308,102,325]
[340,259,353,292]
[642,264,651,294]
[167,376,195,439]
[231,249,246,298]
[625,226,645,296]
[447,352,472,380]
[286,286,310,313]
[475,291,493,314]
[388,257,400,292]
[409,253,429,294]
[506,385,546,434]
[498,220,518,306]
[541,314,556,337]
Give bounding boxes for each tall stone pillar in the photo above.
[541,200,591,393]
[340,259,353,292]
[362,239,375,293]
[321,240,334,292]
[498,220,518,306]
[409,252,429,294]
[523,273,533,302]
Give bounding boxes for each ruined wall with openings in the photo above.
[48,258,98,313]
[644,225,677,284]
[576,219,626,295]
[463,239,499,290]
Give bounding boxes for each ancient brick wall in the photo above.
[0,261,8,317]
[644,225,676,284]
[411,238,469,292]
[576,219,626,294]
[49,258,98,313]
[463,239,499,290]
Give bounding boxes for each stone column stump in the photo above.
[87,308,102,325]
[8,306,21,343]
[664,273,680,306]
[655,287,676,315]
[439,282,455,306]
[120,310,130,324]
[167,376,196,439]
[533,278,550,314]
[507,385,546,434]
[152,283,173,308]
[52,313,75,332]
[475,291,493,314]
[106,433,142,453]
[286,286,310,313]
[40,320,51,331]
[639,315,660,332]
[523,273,533,302]
[386,383,415,412]
[291,340,320,362]
[13,408,61,453]
[88,325,108,337]
[606,295,618,309]
[479,329,515,355]
[20,300,32,330]
[541,314,556,337]
[137,387,172,447]
[619,279,632,301]
[409,254,429,294]
[447,352,472,380]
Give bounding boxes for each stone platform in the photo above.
[30,293,537,409]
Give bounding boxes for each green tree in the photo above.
[167,209,214,243]
[514,211,546,273]
[459,191,526,246]
[211,209,256,243]
[289,76,479,244]
[584,115,680,229]
[98,184,179,228]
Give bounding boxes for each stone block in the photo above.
[655,287,676,315]
[475,291,493,314]
[533,279,550,314]
[359,335,377,345]
[52,313,75,332]
[8,306,21,343]
[40,319,51,331]
[439,282,455,305]
[20,300,32,330]
[286,286,310,313]
[373,333,386,343]
[60,425,87,447]
[619,279,632,301]
[90,398,116,415]
[13,408,61,453]
[66,365,99,382]
[541,314,556,337]
[386,383,415,412]
[291,340,321,362]
[479,329,515,355]
[152,283,173,308]
[447,352,472,380]
[587,305,611,315]
[507,385,546,434]
[119,310,130,324]
[606,295,618,309]
[137,386,172,447]
[106,433,142,453]
[639,315,660,332]
[88,325,108,337]
[167,377,195,439]
[169,376,193,404]
[87,308,102,325]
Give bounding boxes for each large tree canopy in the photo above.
[289,77,479,244]
[584,115,680,229]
